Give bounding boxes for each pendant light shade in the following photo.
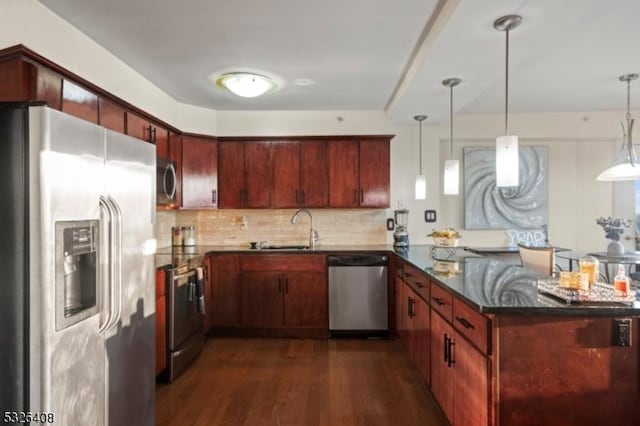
[597,73,640,181]
[414,115,428,200]
[443,159,460,195]
[442,78,461,195]
[494,15,522,188]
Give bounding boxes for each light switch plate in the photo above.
[424,210,437,222]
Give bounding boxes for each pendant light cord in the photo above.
[449,85,454,158]
[419,120,423,174]
[504,28,510,136]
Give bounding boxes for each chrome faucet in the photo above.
[290,208,318,250]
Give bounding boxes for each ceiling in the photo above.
[38,0,640,125]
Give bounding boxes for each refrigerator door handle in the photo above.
[99,195,123,334]
[98,196,115,334]
[107,195,124,329]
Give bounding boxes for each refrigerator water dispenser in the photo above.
[55,220,99,331]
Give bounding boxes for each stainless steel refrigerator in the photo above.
[0,103,156,425]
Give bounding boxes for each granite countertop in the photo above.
[156,244,640,316]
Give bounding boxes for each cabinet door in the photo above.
[328,140,359,207]
[359,138,390,207]
[272,141,300,208]
[155,268,167,376]
[98,97,125,134]
[62,79,98,123]
[155,295,166,375]
[181,136,218,208]
[300,140,328,207]
[283,271,327,328]
[33,65,62,110]
[209,254,240,328]
[412,292,430,385]
[453,331,489,426]
[126,112,154,143]
[245,142,272,208]
[240,271,283,328]
[218,141,245,208]
[395,277,410,346]
[431,311,454,424]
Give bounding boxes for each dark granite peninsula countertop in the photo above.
[394,245,640,316]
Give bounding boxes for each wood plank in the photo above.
[155,338,449,426]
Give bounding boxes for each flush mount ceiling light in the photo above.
[597,73,640,181]
[442,78,461,195]
[414,115,428,200]
[215,72,278,98]
[494,14,522,188]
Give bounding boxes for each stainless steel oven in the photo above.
[166,257,205,382]
[156,157,177,206]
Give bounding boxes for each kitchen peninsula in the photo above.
[157,244,640,426]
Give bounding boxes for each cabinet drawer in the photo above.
[240,254,326,272]
[403,263,429,302]
[453,298,490,355]
[430,283,452,322]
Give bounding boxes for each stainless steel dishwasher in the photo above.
[328,254,388,337]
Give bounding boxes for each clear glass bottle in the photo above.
[613,265,630,297]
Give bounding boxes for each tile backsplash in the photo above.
[155,209,388,248]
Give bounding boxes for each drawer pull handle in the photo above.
[432,296,447,306]
[415,281,424,288]
[456,316,475,330]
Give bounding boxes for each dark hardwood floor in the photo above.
[156,338,449,426]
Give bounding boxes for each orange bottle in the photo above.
[613,265,630,297]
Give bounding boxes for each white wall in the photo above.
[0,0,217,134]
[3,0,635,251]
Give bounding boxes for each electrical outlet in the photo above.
[613,318,632,347]
[424,210,437,222]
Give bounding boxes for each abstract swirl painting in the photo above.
[463,146,548,229]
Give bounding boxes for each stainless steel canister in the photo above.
[182,226,196,246]
[171,226,183,246]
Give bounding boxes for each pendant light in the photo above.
[596,73,640,181]
[414,115,428,200]
[494,15,522,187]
[442,78,461,195]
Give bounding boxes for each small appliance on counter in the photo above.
[393,208,410,248]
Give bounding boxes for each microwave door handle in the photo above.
[164,162,177,201]
[98,196,114,335]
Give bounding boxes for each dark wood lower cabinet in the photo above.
[240,271,284,328]
[283,271,327,328]
[155,268,167,376]
[208,254,240,329]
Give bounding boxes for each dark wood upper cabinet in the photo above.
[299,140,328,207]
[33,65,62,110]
[272,140,328,208]
[328,137,391,208]
[61,79,98,123]
[359,138,390,207]
[218,141,246,208]
[218,140,272,208]
[272,141,300,208]
[98,96,125,134]
[328,140,360,207]
[245,142,272,208]
[181,135,218,208]
[126,111,157,143]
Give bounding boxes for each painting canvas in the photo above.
[464,146,548,229]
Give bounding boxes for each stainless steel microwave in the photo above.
[157,157,177,206]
